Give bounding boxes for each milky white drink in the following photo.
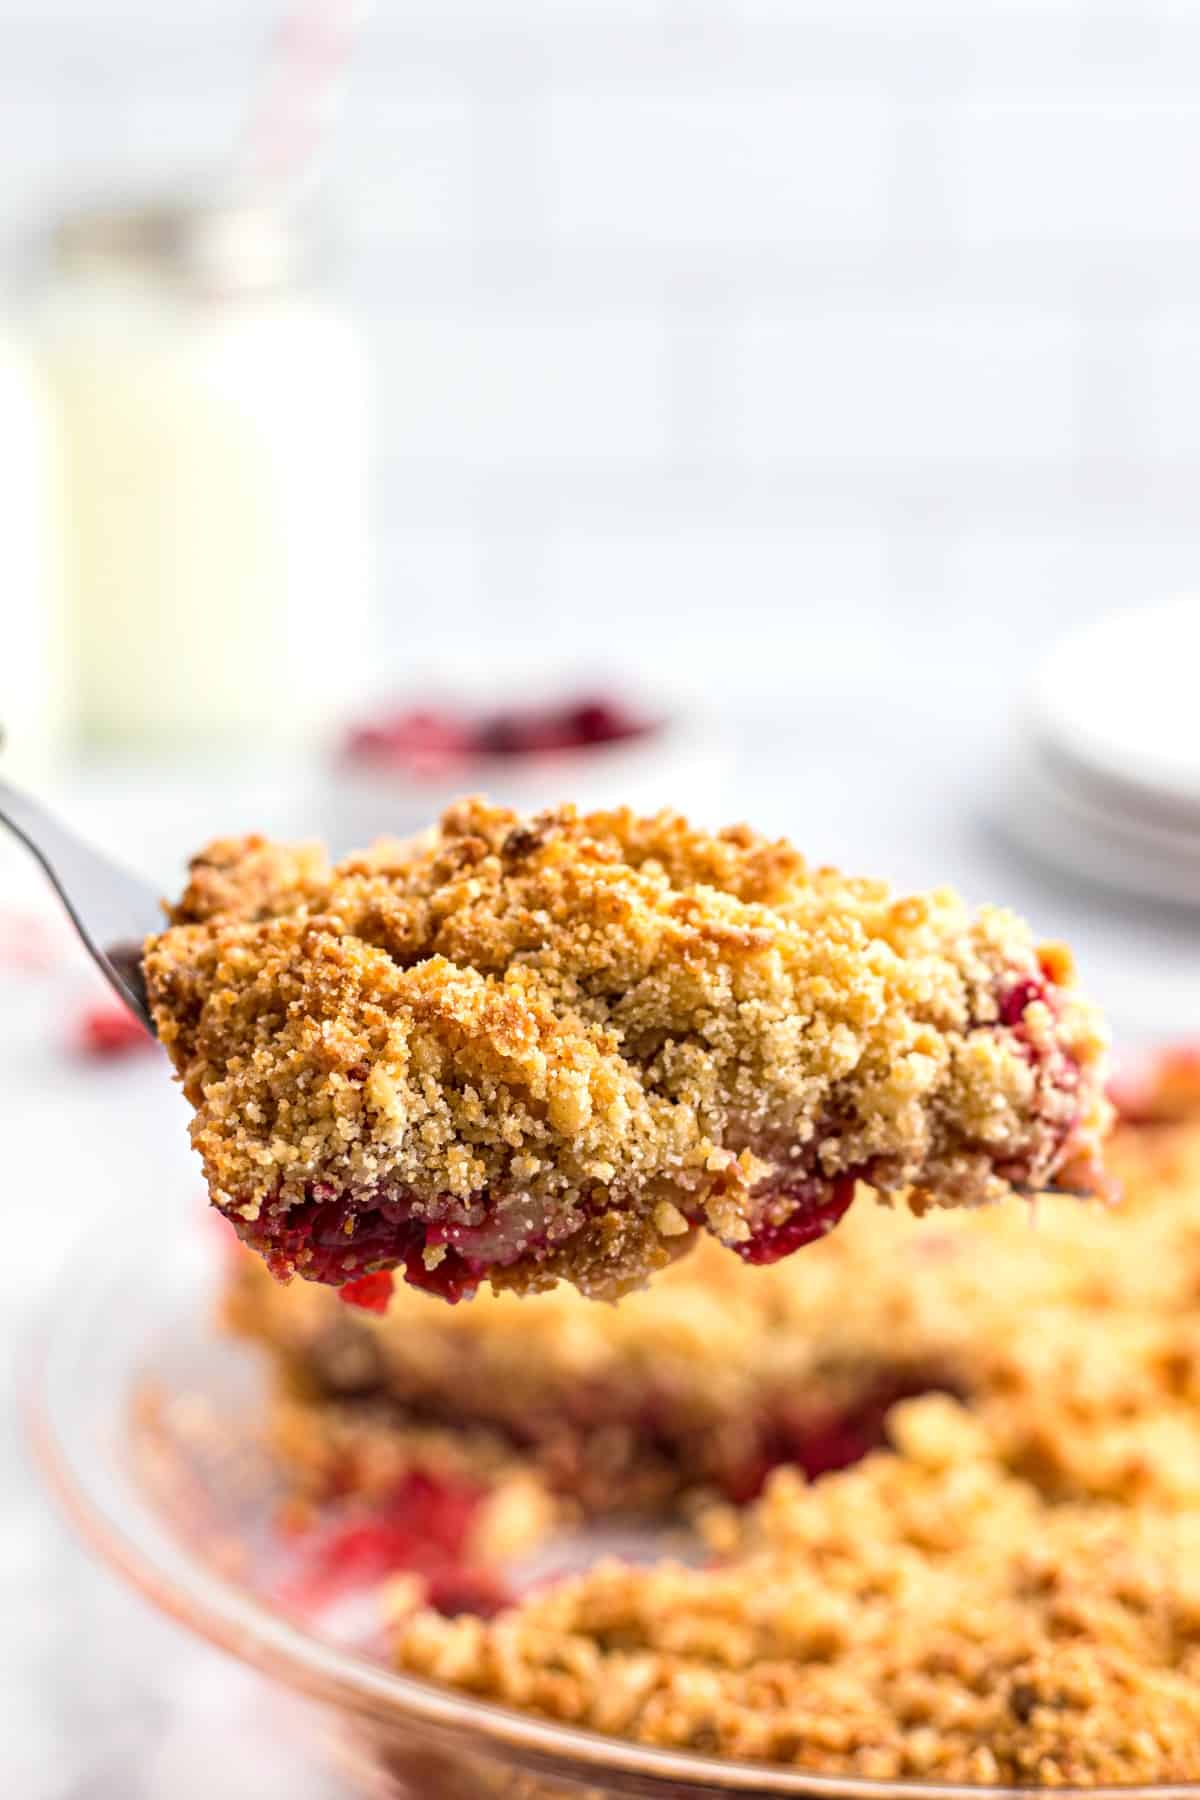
[39,203,368,750]
[0,319,64,780]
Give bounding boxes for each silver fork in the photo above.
[0,775,161,1033]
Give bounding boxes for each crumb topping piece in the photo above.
[389,1396,1200,1785]
[147,800,1110,1300]
[222,1058,1200,1783]
[227,1079,1200,1519]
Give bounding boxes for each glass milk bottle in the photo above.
[38,202,368,752]
[0,316,64,781]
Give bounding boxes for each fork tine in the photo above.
[0,776,162,1033]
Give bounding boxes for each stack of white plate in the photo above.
[1007,597,1200,908]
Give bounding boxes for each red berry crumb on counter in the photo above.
[73,1000,155,1060]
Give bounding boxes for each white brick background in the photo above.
[7,0,1200,695]
[13,15,1200,1797]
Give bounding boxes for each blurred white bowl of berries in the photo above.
[322,674,724,848]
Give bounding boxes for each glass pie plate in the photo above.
[27,1201,1181,1800]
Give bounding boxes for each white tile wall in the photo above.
[312,90,480,251]
[730,309,1082,466]
[1141,311,1200,460]
[541,522,895,685]
[6,0,1200,696]
[945,98,1200,246]
[374,310,672,465]
[543,90,894,248]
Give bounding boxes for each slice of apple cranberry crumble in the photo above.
[145,799,1111,1305]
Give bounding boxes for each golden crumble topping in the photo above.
[149,800,1109,1301]
[221,1057,1200,1783]
[228,1063,1200,1517]
[389,1397,1200,1785]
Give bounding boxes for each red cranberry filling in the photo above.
[239,1183,578,1305]
[237,1163,864,1305]
[998,976,1046,1028]
[722,1371,962,1503]
[241,1190,498,1305]
[733,1172,859,1265]
[281,1470,508,1619]
[422,1565,511,1618]
[988,966,1088,1185]
[339,1270,395,1314]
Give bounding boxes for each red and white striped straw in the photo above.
[240,0,369,198]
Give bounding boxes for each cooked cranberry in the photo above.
[733,1172,858,1265]
[241,1188,485,1303]
[344,707,473,770]
[565,698,647,745]
[999,977,1046,1028]
[253,1195,398,1285]
[424,1566,510,1619]
[400,1239,481,1304]
[400,1470,482,1555]
[476,706,577,757]
[984,970,1089,1182]
[722,1371,963,1502]
[343,724,398,759]
[339,1270,395,1314]
[787,1379,929,1479]
[342,690,657,769]
[280,1470,506,1617]
[474,712,521,756]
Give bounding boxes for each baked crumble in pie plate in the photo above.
[25,1086,1194,1800]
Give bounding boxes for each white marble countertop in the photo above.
[8,687,1200,1799]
